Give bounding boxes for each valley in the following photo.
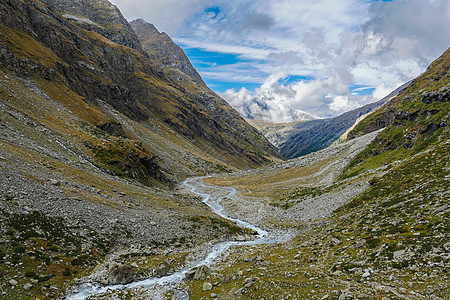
[0,0,448,299]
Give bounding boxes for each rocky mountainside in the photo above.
[254,83,408,159]
[45,0,142,51]
[130,18,204,85]
[0,0,279,184]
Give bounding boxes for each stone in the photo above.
[321,294,330,300]
[23,283,33,290]
[210,293,217,298]
[108,263,135,284]
[185,265,210,280]
[236,235,246,241]
[362,271,371,279]
[49,179,61,186]
[202,282,213,291]
[9,279,18,286]
[234,287,246,295]
[155,261,170,277]
[330,237,342,246]
[185,269,196,280]
[243,277,255,288]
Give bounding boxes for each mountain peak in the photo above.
[45,0,143,51]
[130,18,204,85]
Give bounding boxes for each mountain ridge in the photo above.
[251,82,409,159]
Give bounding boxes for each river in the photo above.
[66,177,287,299]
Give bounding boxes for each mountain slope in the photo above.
[268,84,409,159]
[0,0,279,184]
[0,0,278,298]
[130,18,204,85]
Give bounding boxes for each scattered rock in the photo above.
[9,279,18,286]
[330,237,342,246]
[49,179,61,186]
[108,263,135,284]
[202,282,213,291]
[362,271,371,279]
[243,277,256,288]
[210,293,217,298]
[235,235,246,241]
[23,283,33,290]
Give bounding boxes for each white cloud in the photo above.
[111,0,450,122]
[109,0,210,34]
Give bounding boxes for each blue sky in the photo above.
[111,0,450,122]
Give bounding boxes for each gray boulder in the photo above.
[108,263,135,284]
[155,261,170,277]
[185,265,210,280]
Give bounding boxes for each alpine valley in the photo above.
[0,0,448,300]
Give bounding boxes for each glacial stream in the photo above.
[66,177,286,299]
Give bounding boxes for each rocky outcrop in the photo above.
[131,19,204,85]
[44,0,143,51]
[155,261,170,277]
[96,122,128,138]
[185,265,210,280]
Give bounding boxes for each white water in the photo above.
[66,177,285,300]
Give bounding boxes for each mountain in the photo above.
[254,83,409,159]
[0,0,278,298]
[0,0,279,185]
[343,47,450,176]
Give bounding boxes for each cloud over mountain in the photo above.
[111,0,450,122]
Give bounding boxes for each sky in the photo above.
[110,0,450,122]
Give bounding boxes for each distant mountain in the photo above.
[254,83,409,159]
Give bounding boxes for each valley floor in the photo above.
[1,126,448,300]
[75,129,449,299]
